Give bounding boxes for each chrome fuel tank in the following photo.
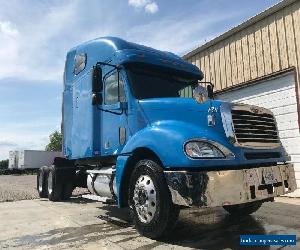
[87,167,117,199]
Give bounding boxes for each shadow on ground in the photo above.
[99,204,269,250]
[0,196,277,250]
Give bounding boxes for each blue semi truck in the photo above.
[37,37,297,238]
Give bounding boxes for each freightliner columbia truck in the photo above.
[37,37,297,239]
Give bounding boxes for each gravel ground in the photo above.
[0,175,89,202]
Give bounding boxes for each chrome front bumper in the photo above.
[164,163,297,207]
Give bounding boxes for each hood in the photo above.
[138,98,226,127]
[133,98,289,167]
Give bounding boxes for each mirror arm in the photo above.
[102,65,123,82]
[117,71,120,102]
[96,61,120,70]
[95,106,123,115]
[198,81,214,99]
[198,81,214,88]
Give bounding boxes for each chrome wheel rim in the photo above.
[133,175,157,223]
[38,173,43,193]
[48,172,53,194]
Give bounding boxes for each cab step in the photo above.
[81,194,115,204]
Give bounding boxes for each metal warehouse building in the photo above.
[184,0,300,196]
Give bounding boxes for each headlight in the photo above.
[184,141,225,159]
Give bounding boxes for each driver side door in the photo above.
[101,71,128,156]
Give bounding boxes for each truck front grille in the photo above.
[231,106,280,148]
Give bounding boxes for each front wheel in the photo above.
[223,201,262,216]
[129,159,180,239]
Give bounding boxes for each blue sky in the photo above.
[0,0,281,160]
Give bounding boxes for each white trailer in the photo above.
[8,151,19,169]
[18,150,62,169]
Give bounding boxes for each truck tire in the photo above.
[61,168,76,200]
[37,166,49,198]
[223,201,262,216]
[75,170,87,188]
[47,165,63,201]
[62,182,74,200]
[129,159,180,239]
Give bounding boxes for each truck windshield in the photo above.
[127,68,197,99]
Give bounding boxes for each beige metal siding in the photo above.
[186,0,300,94]
[219,43,226,89]
[261,22,272,75]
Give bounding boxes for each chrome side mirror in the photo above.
[193,85,209,104]
[207,84,214,99]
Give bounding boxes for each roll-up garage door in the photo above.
[217,72,300,197]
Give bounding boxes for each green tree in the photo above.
[45,130,62,151]
[0,159,8,169]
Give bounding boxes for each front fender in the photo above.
[115,154,129,207]
[116,120,203,207]
[121,120,220,167]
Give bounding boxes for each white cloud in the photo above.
[0,2,77,82]
[128,0,159,14]
[0,118,59,159]
[128,0,148,8]
[0,21,21,80]
[0,132,49,160]
[0,140,17,147]
[0,1,155,83]
[0,21,19,36]
[145,2,158,14]
[125,9,237,55]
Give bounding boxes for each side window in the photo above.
[104,72,126,105]
[74,53,86,75]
